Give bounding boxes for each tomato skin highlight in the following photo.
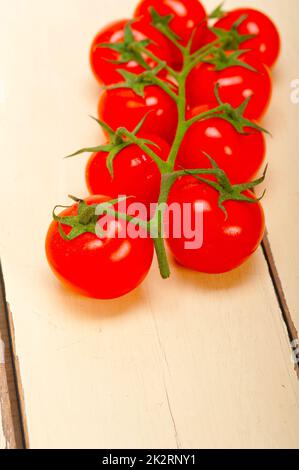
[98,85,178,144]
[86,134,169,211]
[45,196,154,299]
[187,51,272,121]
[90,19,177,85]
[166,177,265,274]
[214,8,281,68]
[177,105,266,184]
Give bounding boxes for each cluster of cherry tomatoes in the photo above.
[46,0,280,300]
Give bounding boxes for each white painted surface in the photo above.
[0,0,298,449]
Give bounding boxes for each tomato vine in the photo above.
[59,6,268,280]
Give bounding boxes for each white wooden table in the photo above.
[0,0,299,449]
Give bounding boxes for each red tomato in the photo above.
[86,134,169,211]
[176,105,266,184]
[134,0,207,47]
[90,19,177,85]
[214,8,281,68]
[187,51,272,121]
[166,177,265,273]
[191,23,214,54]
[45,196,154,299]
[98,85,178,144]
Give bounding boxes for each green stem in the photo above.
[185,104,229,129]
[157,28,186,55]
[153,236,170,279]
[148,168,221,278]
[149,75,179,103]
[98,205,149,232]
[167,70,188,169]
[189,39,220,61]
[173,168,222,178]
[148,173,177,279]
[165,54,227,172]
[186,41,222,73]
[167,120,187,169]
[138,46,179,79]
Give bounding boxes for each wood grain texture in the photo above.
[0,0,298,449]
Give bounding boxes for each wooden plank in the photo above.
[0,0,298,449]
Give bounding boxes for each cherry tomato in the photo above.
[214,8,281,68]
[86,134,169,212]
[187,51,272,121]
[98,84,178,144]
[176,105,266,184]
[90,19,177,85]
[46,196,154,299]
[166,177,265,273]
[134,0,207,48]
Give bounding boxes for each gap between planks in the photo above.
[261,233,299,379]
[0,262,27,449]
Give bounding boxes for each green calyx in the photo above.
[104,65,179,103]
[53,198,99,240]
[189,154,267,217]
[65,114,164,177]
[99,20,179,79]
[53,196,141,241]
[65,116,132,175]
[210,27,256,52]
[208,13,256,51]
[202,48,256,72]
[186,85,270,136]
[65,116,123,154]
[212,85,270,135]
[98,21,152,70]
[149,7,181,43]
[209,2,226,19]
[104,66,169,97]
